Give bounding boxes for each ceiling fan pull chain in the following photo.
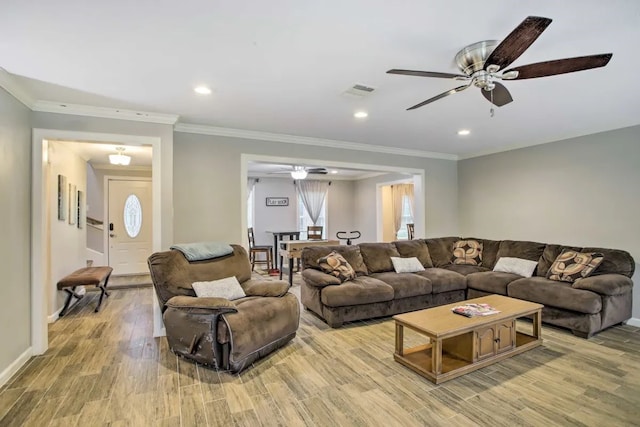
[490,89,495,117]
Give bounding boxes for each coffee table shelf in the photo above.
[393,295,543,384]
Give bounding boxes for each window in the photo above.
[123,194,142,238]
[247,187,255,228]
[396,195,413,240]
[298,194,326,238]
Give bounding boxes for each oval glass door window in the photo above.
[123,194,142,238]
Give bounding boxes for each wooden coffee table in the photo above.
[393,295,543,384]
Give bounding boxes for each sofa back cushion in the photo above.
[496,240,546,265]
[301,245,368,276]
[359,243,401,273]
[581,246,635,277]
[425,236,460,267]
[148,244,252,310]
[466,238,501,269]
[538,244,635,278]
[393,239,433,268]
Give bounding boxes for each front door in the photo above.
[107,178,152,275]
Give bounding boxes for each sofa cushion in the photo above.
[452,239,483,266]
[493,257,538,278]
[466,271,523,295]
[425,236,460,267]
[507,277,602,314]
[478,239,501,270]
[547,250,604,283]
[581,247,635,277]
[359,243,401,273]
[302,245,368,276]
[496,240,546,263]
[317,251,357,282]
[414,268,466,293]
[320,276,394,307]
[443,264,489,276]
[393,239,433,267]
[390,257,425,273]
[370,272,433,299]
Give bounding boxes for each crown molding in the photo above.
[175,123,458,161]
[0,68,36,108]
[31,100,179,125]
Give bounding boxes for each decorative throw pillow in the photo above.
[317,251,356,282]
[547,250,604,283]
[192,276,246,300]
[493,257,538,278]
[390,257,425,273]
[452,240,483,266]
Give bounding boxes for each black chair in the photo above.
[248,227,273,271]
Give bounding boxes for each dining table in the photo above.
[266,230,301,270]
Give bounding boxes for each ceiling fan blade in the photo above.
[387,69,468,79]
[484,16,552,71]
[407,84,471,110]
[481,82,513,107]
[504,53,613,79]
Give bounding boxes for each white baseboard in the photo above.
[626,317,640,327]
[48,307,63,323]
[0,347,32,388]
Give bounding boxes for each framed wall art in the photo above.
[69,183,77,225]
[57,174,67,221]
[266,197,289,207]
[77,190,85,229]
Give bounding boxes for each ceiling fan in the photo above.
[387,16,612,110]
[270,166,328,179]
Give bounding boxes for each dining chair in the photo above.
[248,227,273,271]
[407,223,415,240]
[307,225,323,240]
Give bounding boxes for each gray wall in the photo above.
[458,125,640,318]
[0,88,31,376]
[173,132,459,245]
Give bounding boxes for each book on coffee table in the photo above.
[451,303,500,318]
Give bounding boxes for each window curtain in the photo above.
[247,178,258,200]
[296,180,329,225]
[392,184,414,234]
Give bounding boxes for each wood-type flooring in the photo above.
[1,279,639,426]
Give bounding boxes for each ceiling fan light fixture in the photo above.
[194,86,212,95]
[109,147,131,165]
[354,111,368,118]
[457,129,471,136]
[290,167,308,180]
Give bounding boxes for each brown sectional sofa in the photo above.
[300,237,634,338]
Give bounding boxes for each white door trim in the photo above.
[31,129,163,354]
[103,176,152,269]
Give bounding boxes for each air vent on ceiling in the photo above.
[342,83,376,98]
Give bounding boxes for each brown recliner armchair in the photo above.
[148,244,300,372]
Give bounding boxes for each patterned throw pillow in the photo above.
[547,250,604,283]
[317,251,357,282]
[452,240,483,266]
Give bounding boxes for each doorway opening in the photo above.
[32,129,163,355]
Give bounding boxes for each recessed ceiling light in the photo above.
[354,111,368,118]
[330,170,338,174]
[194,86,212,95]
[457,129,471,136]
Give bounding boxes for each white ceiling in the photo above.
[60,141,153,168]
[2,1,640,157]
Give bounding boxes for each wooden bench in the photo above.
[57,266,113,316]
